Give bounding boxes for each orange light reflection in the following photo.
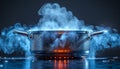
[54,60,69,69]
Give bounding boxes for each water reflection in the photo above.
[24,59,31,69]
[0,58,120,69]
[54,60,68,69]
[31,59,91,69]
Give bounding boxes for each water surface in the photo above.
[0,58,120,69]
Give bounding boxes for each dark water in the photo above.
[0,58,120,69]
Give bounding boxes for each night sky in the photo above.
[0,0,120,57]
[0,0,120,32]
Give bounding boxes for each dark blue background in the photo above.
[0,0,120,32]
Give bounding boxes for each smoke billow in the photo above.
[29,3,86,31]
[0,23,30,55]
[0,3,120,57]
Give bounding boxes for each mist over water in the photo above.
[0,3,120,57]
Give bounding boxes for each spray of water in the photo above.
[0,3,120,57]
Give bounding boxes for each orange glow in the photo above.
[54,60,57,69]
[58,60,62,69]
[64,50,67,52]
[64,57,66,59]
[54,50,57,52]
[54,60,69,69]
[53,47,71,59]
[59,57,61,59]
[54,49,71,53]
[58,31,64,34]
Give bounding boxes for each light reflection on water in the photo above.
[0,58,120,69]
[31,59,89,69]
[54,60,68,69]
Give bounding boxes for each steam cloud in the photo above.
[0,3,120,57]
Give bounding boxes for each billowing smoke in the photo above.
[0,23,30,56]
[29,3,85,31]
[90,26,120,58]
[0,3,120,57]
